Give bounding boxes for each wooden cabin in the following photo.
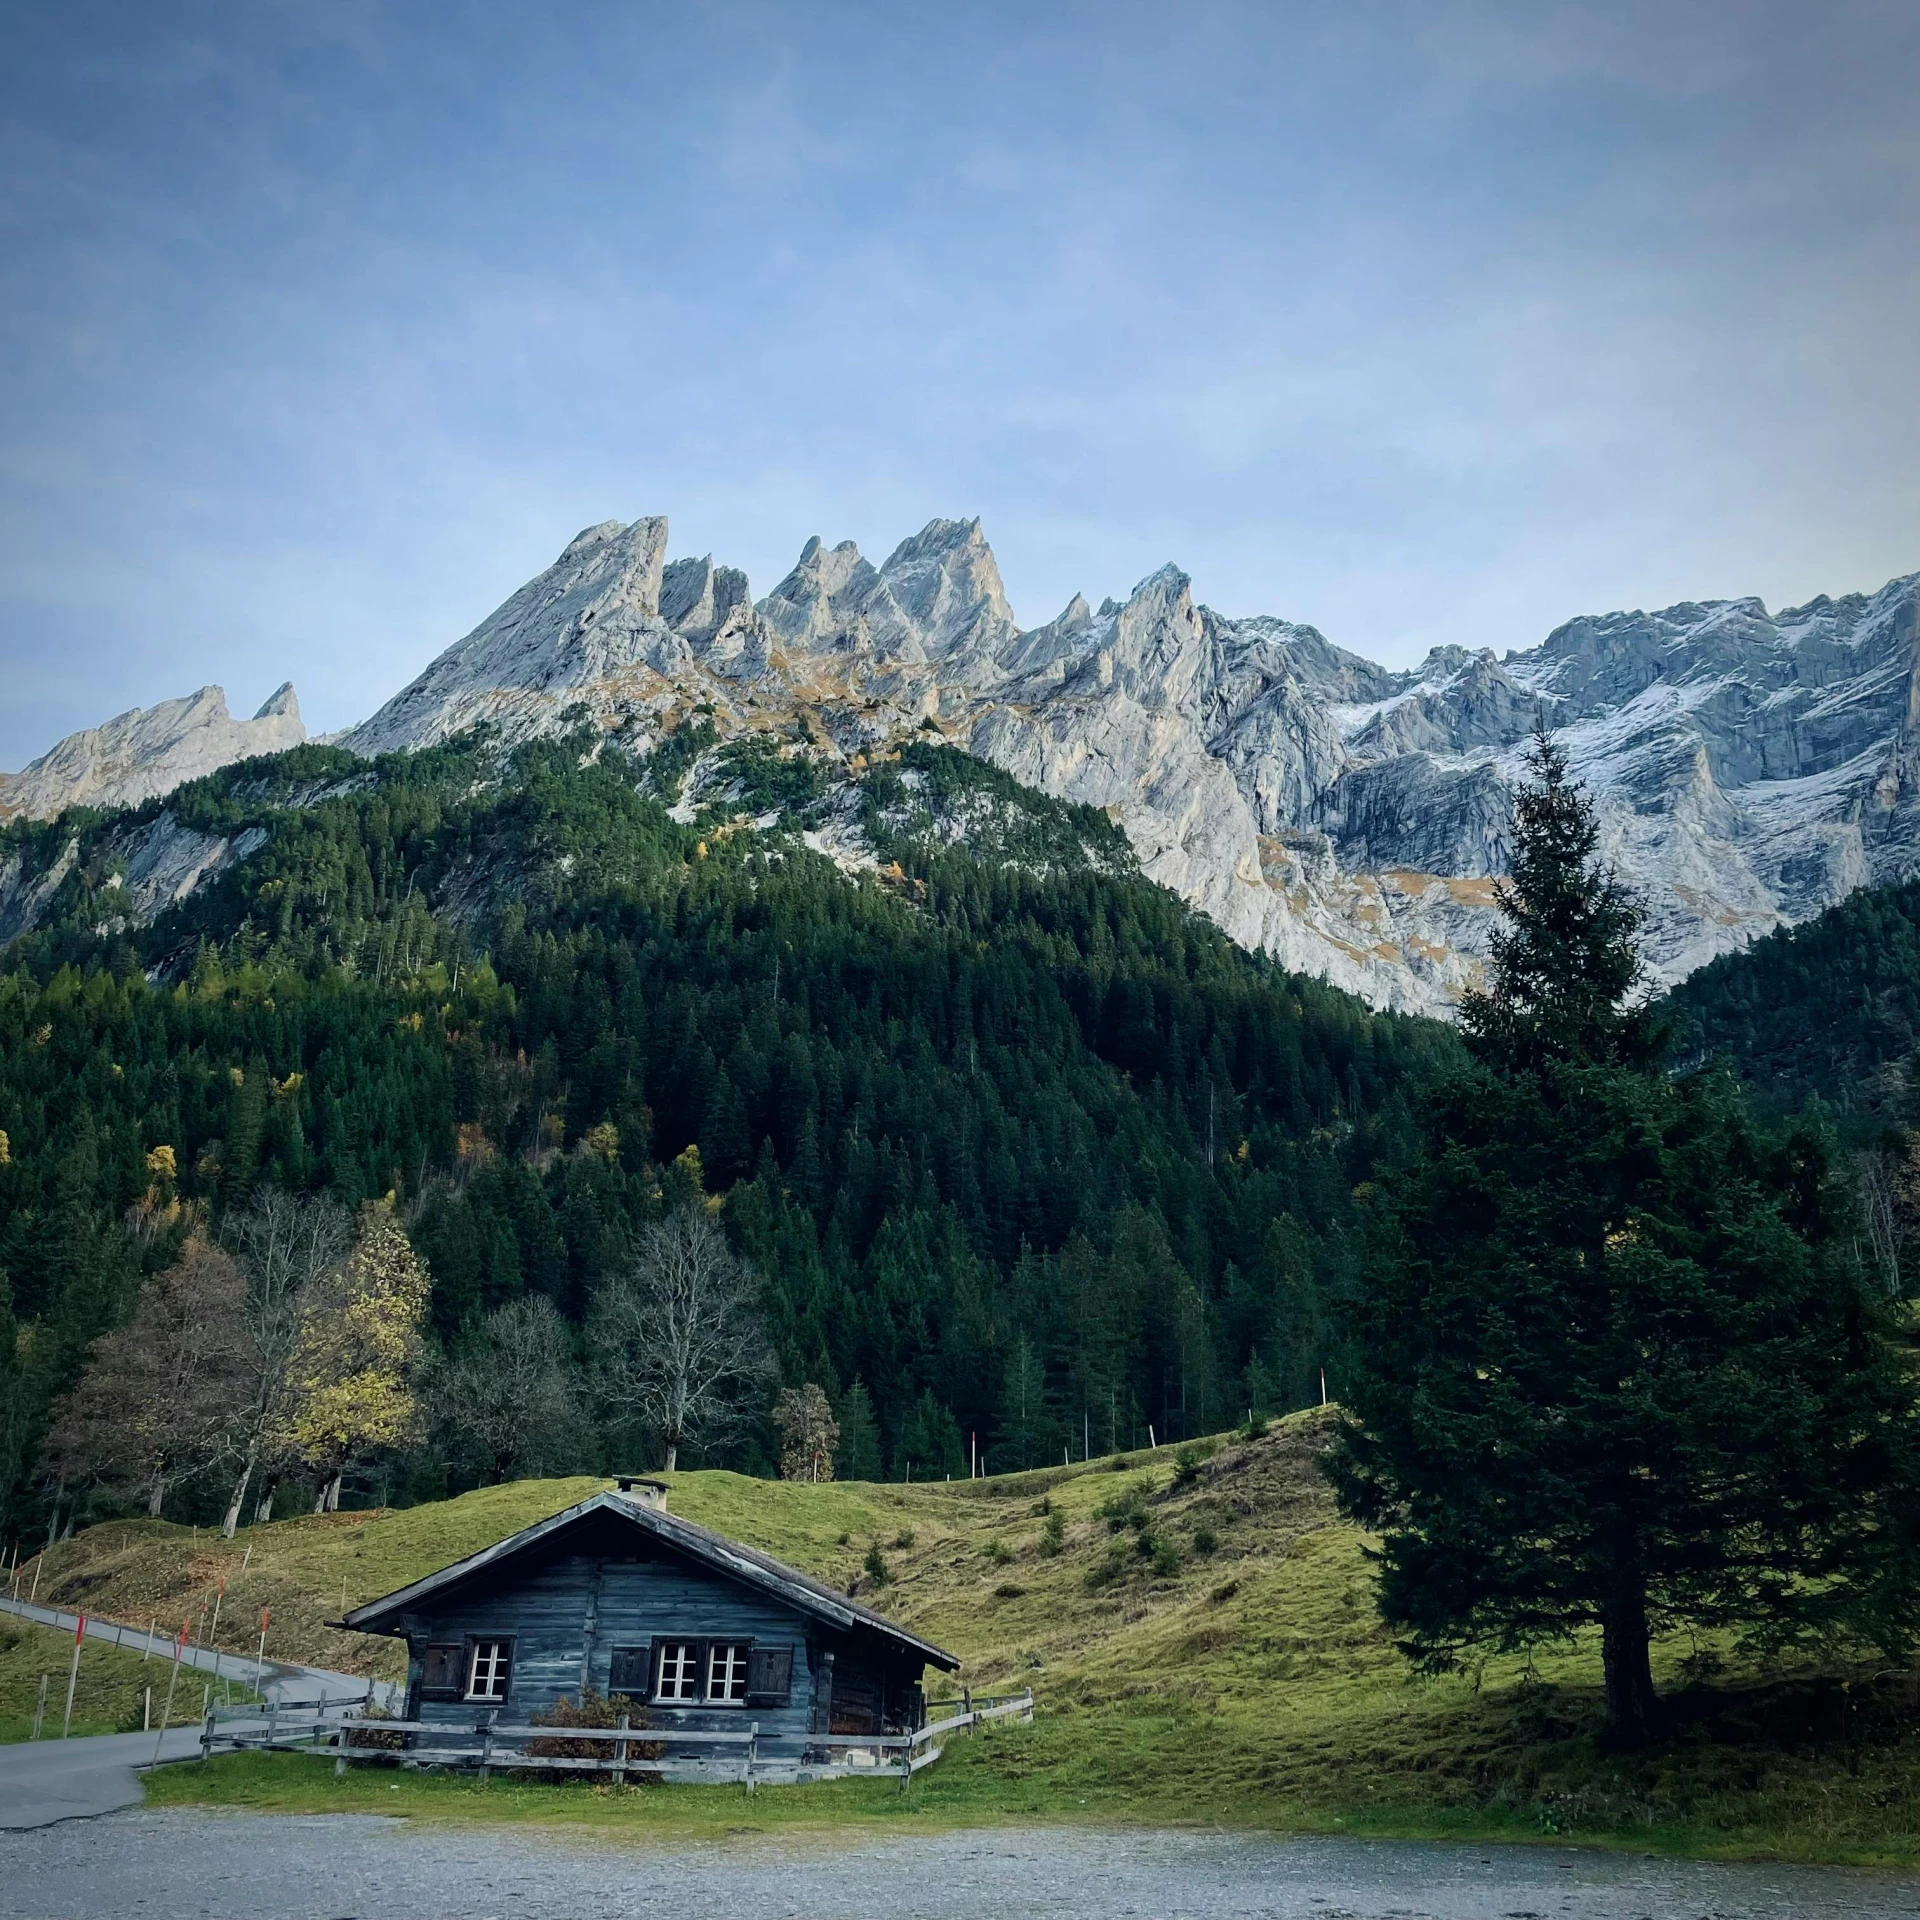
[340,1478,959,1778]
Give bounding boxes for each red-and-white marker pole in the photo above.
[152,1619,190,1765]
[59,1614,85,1738]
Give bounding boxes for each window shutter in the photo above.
[608,1647,649,1697]
[745,1644,793,1708]
[647,1636,665,1701]
[419,1642,463,1699]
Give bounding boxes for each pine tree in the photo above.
[835,1380,883,1482]
[1329,733,1920,1741]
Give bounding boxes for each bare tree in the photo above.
[45,1234,245,1517]
[589,1207,771,1471]
[1860,1147,1903,1298]
[218,1189,353,1536]
[428,1295,582,1482]
[772,1383,839,1483]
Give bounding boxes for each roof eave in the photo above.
[340,1490,959,1669]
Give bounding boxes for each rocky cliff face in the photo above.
[18,515,1916,1015]
[0,684,305,823]
[342,515,1920,1014]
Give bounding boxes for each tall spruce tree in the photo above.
[1329,734,1920,1741]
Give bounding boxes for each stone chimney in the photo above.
[615,1476,668,1510]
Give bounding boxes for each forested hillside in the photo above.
[1664,877,1920,1124]
[0,731,1457,1536]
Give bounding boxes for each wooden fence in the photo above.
[200,1688,1035,1789]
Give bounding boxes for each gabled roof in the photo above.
[341,1488,960,1671]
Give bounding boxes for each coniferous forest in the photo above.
[1666,873,1920,1125]
[0,732,1459,1532]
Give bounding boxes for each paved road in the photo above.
[0,1730,206,1834]
[0,1596,393,1831]
[3,1815,1917,1919]
[0,1595,396,1707]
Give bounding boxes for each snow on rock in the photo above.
[328,511,1920,1016]
[24,506,1917,1018]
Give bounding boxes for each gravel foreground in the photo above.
[3,1812,1918,1919]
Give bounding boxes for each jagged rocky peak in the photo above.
[1002,564,1205,702]
[320,511,1920,1020]
[756,517,1015,671]
[758,536,878,652]
[0,683,305,823]
[864,517,1016,666]
[660,555,752,640]
[345,516,681,754]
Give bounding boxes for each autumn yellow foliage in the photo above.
[283,1203,429,1505]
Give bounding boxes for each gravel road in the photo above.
[3,1812,1917,1919]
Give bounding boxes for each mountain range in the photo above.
[8,517,1918,1017]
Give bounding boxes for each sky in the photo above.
[2,0,1917,767]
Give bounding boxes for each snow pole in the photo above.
[207,1579,226,1685]
[152,1619,190,1765]
[60,1616,86,1737]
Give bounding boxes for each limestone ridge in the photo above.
[0,684,305,824]
[17,514,1920,1015]
[332,515,1920,1014]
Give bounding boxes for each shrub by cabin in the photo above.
[339,1479,959,1779]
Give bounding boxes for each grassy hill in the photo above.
[24,1412,1920,1865]
[0,1616,162,1740]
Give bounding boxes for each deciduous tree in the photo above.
[588,1206,770,1472]
[772,1383,838,1482]
[286,1203,431,1512]
[218,1189,353,1537]
[44,1233,244,1517]
[428,1294,582,1481]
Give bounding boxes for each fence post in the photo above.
[479,1714,495,1784]
[744,1720,757,1793]
[201,1701,214,1762]
[266,1698,277,1752]
[613,1712,629,1789]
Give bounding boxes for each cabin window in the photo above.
[649,1639,759,1706]
[707,1641,750,1704]
[655,1640,701,1703]
[465,1638,512,1702]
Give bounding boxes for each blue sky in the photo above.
[3,1,1917,766]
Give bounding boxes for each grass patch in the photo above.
[0,1618,183,1741]
[32,1412,1920,1864]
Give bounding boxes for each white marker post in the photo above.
[60,1614,85,1738]
[207,1578,226,1687]
[152,1619,190,1765]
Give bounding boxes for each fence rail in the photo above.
[198,1687,1035,1788]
